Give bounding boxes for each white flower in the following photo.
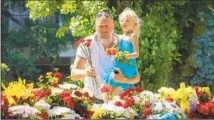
[189,94,198,103]
[8,105,40,118]
[62,112,82,119]
[48,106,73,116]
[153,102,163,113]
[34,99,51,111]
[59,83,77,90]
[51,88,64,95]
[153,94,161,101]
[139,90,154,101]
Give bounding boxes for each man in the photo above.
[70,10,140,102]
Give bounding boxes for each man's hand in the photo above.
[111,69,127,83]
[85,67,96,77]
[112,69,141,84]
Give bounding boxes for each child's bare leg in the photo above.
[112,86,122,95]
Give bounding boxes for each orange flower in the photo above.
[105,48,118,55]
[110,48,117,55]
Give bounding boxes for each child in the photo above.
[103,8,140,96]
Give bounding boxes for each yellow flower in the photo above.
[171,82,195,112]
[45,72,53,79]
[158,87,175,99]
[199,87,211,98]
[2,77,34,105]
[91,107,104,119]
[38,75,43,81]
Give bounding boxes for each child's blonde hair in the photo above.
[119,7,140,28]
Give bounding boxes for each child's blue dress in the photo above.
[104,38,137,91]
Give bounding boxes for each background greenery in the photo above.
[1,0,214,92]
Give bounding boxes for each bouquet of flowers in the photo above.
[74,38,99,94]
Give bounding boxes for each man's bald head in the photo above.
[95,10,114,39]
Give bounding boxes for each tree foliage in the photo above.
[192,10,214,92]
[2,0,74,81]
[26,0,107,38]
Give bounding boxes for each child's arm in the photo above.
[126,25,139,59]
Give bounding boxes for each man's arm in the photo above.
[70,57,87,80]
[112,70,140,84]
[71,57,96,80]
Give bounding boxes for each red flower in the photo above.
[44,89,52,96]
[165,97,174,102]
[52,82,59,87]
[120,92,128,100]
[1,95,8,112]
[74,38,85,47]
[87,111,94,117]
[63,96,74,109]
[212,106,214,116]
[83,39,92,47]
[53,72,62,79]
[126,87,134,94]
[84,92,89,97]
[135,87,143,92]
[74,90,82,97]
[122,101,130,109]
[12,96,18,102]
[40,112,48,119]
[75,117,80,119]
[60,90,70,98]
[206,102,214,110]
[142,108,152,119]
[114,101,123,107]
[144,101,152,108]
[197,103,209,115]
[126,97,134,106]
[100,85,112,93]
